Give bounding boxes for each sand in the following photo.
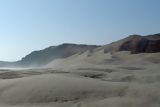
[0,51,160,107]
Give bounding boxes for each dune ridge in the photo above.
[0,34,160,107]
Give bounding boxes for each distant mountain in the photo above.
[104,33,160,54]
[0,61,14,67]
[0,33,160,68]
[16,43,99,67]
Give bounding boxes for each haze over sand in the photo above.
[0,50,160,107]
[0,0,160,106]
[0,34,159,107]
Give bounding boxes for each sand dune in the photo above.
[0,73,127,106]
[0,51,159,107]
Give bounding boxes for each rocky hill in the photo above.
[104,33,160,53]
[15,44,99,67]
[0,44,99,67]
[0,33,159,68]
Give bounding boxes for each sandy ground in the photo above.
[0,51,160,107]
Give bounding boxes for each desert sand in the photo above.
[0,50,160,107]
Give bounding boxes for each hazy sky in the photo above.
[0,0,160,61]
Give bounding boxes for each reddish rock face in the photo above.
[104,33,160,54]
[145,40,160,53]
[120,38,160,54]
[119,34,160,54]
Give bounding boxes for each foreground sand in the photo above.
[0,51,160,107]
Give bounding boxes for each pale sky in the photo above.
[0,0,160,61]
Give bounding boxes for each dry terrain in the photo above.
[0,50,160,107]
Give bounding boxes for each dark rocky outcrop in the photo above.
[104,33,160,54]
[119,34,160,53]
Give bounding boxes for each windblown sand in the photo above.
[0,51,160,107]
